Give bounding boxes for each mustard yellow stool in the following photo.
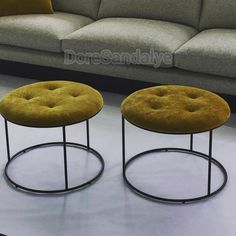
[0,81,104,194]
[121,85,231,203]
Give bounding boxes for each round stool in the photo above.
[121,85,231,203]
[0,81,105,194]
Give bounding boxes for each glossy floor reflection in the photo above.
[0,74,235,236]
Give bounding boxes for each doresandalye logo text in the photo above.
[64,49,173,68]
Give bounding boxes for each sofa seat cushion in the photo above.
[175,29,236,78]
[0,12,93,53]
[62,18,197,68]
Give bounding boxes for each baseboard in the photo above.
[0,59,235,112]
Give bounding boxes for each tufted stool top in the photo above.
[0,81,103,127]
[121,85,231,134]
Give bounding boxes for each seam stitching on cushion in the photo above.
[198,0,205,31]
[96,0,103,20]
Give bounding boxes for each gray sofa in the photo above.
[0,0,236,96]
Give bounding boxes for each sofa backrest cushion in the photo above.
[52,0,101,19]
[200,0,236,30]
[98,0,202,28]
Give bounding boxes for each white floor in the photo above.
[0,74,236,236]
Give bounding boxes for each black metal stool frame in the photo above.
[4,118,105,194]
[122,116,228,204]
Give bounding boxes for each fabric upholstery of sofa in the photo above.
[175,29,236,79]
[200,0,236,30]
[52,0,101,19]
[62,18,197,68]
[98,0,202,28]
[0,12,93,52]
[0,0,236,96]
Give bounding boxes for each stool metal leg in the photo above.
[4,119,105,194]
[5,119,10,162]
[208,130,213,195]
[122,116,126,176]
[62,126,69,190]
[190,134,193,151]
[122,117,227,203]
[86,120,90,149]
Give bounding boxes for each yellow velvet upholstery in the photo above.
[0,81,103,127]
[0,0,54,17]
[121,85,231,134]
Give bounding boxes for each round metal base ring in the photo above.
[123,148,227,204]
[5,142,105,194]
